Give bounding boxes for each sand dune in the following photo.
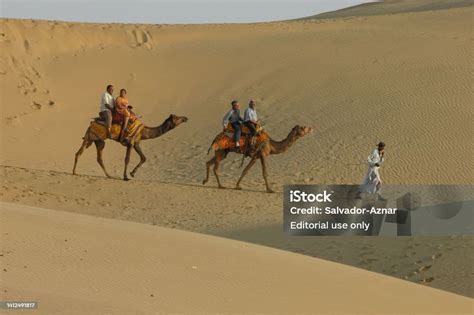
[2,165,473,298]
[1,5,473,186]
[303,0,474,20]
[1,1,473,311]
[1,202,472,314]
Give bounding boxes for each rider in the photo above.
[243,99,259,154]
[222,100,243,150]
[99,84,114,138]
[115,89,132,142]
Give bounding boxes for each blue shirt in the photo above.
[222,109,242,127]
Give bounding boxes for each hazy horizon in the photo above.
[0,0,377,24]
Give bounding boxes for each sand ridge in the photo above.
[1,165,473,297]
[301,0,474,20]
[1,202,473,314]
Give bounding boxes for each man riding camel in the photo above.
[243,99,259,154]
[222,100,243,150]
[99,84,114,138]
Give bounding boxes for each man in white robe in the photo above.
[360,142,385,199]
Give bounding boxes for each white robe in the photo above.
[360,149,384,194]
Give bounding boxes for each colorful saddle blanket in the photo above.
[89,119,144,142]
[211,130,270,154]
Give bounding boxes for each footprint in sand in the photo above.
[419,277,435,284]
[0,33,8,43]
[23,39,30,51]
[5,115,21,125]
[129,29,153,49]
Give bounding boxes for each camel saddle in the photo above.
[89,118,144,143]
[211,128,270,154]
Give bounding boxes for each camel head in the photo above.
[291,125,313,140]
[167,114,189,127]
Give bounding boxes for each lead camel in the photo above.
[203,125,313,193]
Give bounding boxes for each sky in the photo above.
[0,0,376,24]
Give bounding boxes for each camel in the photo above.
[73,114,188,180]
[203,125,313,193]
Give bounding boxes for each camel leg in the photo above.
[214,156,224,189]
[130,143,146,178]
[202,156,216,185]
[95,140,112,178]
[210,151,227,189]
[203,151,227,188]
[73,139,92,175]
[260,155,274,193]
[123,144,133,181]
[235,157,257,190]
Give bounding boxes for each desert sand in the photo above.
[1,202,473,314]
[1,0,473,313]
[302,0,474,19]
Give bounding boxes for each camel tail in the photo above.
[82,127,90,139]
[82,128,93,148]
[207,136,218,155]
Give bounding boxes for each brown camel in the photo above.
[73,114,188,180]
[203,125,313,193]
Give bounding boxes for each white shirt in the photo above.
[244,107,257,122]
[367,149,384,168]
[361,149,384,193]
[100,92,114,112]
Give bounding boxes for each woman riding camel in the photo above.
[114,89,136,142]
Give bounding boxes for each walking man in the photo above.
[360,142,386,200]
